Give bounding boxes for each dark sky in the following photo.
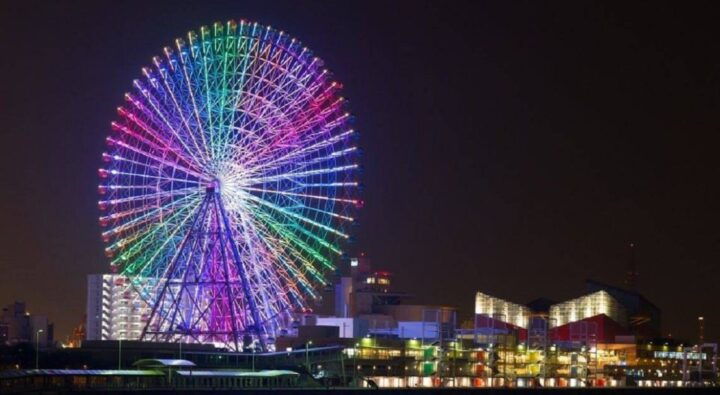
[1,1,719,342]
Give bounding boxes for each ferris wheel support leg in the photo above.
[211,192,242,352]
[216,191,267,352]
[164,193,212,343]
[140,195,207,343]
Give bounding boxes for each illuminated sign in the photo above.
[654,351,706,360]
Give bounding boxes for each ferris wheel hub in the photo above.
[206,179,221,193]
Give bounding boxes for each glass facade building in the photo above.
[475,292,530,329]
[549,291,627,328]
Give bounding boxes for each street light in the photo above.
[305,341,313,372]
[35,329,44,370]
[252,348,256,372]
[118,338,122,369]
[354,343,359,387]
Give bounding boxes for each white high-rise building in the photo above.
[86,274,155,341]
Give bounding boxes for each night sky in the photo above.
[1,1,719,342]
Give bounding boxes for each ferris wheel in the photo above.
[98,20,360,350]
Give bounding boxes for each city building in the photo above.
[74,259,717,389]
[301,255,457,344]
[585,279,661,338]
[0,301,53,347]
[86,274,153,341]
[464,282,717,387]
[475,291,531,331]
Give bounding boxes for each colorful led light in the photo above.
[99,20,359,350]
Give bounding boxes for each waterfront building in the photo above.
[73,259,717,389]
[585,280,662,338]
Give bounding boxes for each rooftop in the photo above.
[133,359,196,368]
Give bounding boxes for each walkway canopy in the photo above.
[176,370,299,378]
[132,359,196,369]
[0,369,164,379]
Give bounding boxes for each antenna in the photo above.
[624,242,638,290]
[698,316,705,344]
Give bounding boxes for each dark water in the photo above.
[55,388,719,394]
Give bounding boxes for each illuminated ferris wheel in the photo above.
[98,20,360,350]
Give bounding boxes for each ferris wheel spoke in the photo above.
[150,55,211,166]
[99,187,198,208]
[102,216,155,242]
[301,182,358,188]
[299,146,358,168]
[193,28,218,163]
[108,214,194,270]
[241,211,318,295]
[300,204,354,223]
[233,91,289,142]
[285,96,345,137]
[269,82,345,136]
[245,163,358,185]
[122,199,203,277]
[99,184,157,193]
[171,46,212,168]
[102,146,206,181]
[100,200,199,238]
[115,106,203,174]
[232,65,305,147]
[252,150,358,184]
[106,193,202,261]
[250,206,335,267]
[244,120,355,170]
[132,81,208,169]
[249,202,344,258]
[102,168,203,185]
[262,254,311,302]
[240,191,348,239]
[287,221,342,254]
[229,92,322,170]
[250,210,330,285]
[243,265,290,328]
[213,29,236,165]
[239,186,358,208]
[233,101,328,168]
[238,56,302,139]
[222,33,263,162]
[243,128,356,177]
[206,22,254,166]
[245,146,353,181]
[302,146,357,167]
[100,205,159,225]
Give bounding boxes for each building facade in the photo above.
[0,301,53,347]
[86,274,153,341]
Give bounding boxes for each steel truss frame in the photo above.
[141,185,271,351]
